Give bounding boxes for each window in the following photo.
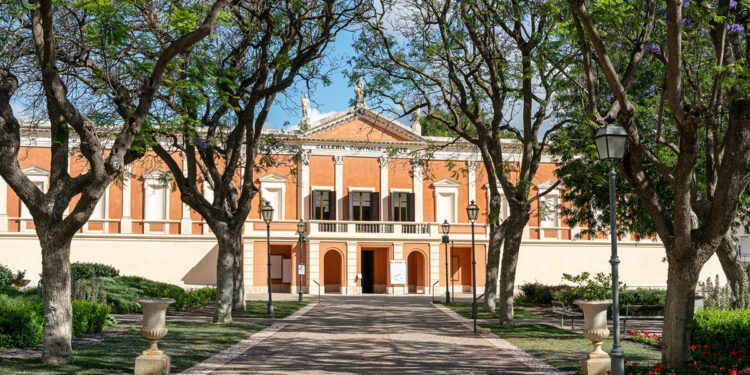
[539,195,558,227]
[392,192,414,222]
[351,191,379,221]
[263,188,283,221]
[20,181,45,219]
[90,190,107,220]
[144,178,168,221]
[312,190,335,220]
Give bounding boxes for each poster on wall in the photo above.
[390,260,407,285]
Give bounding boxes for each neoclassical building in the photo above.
[0,92,740,300]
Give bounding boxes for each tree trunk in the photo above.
[232,232,244,310]
[497,214,527,326]
[39,231,73,365]
[662,258,701,368]
[483,221,504,312]
[214,230,237,324]
[716,233,750,307]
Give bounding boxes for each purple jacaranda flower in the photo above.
[682,0,690,6]
[699,28,710,36]
[612,41,622,48]
[194,138,208,148]
[605,94,614,101]
[644,43,661,52]
[727,24,744,33]
[682,17,691,26]
[706,2,713,8]
[729,0,737,8]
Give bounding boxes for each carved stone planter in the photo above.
[134,298,174,375]
[575,299,612,375]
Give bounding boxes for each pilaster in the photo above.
[120,166,132,233]
[468,160,476,204]
[391,242,405,295]
[335,156,344,220]
[429,242,440,294]
[243,240,254,302]
[180,153,192,234]
[308,241,320,294]
[379,156,388,221]
[413,162,423,222]
[346,241,358,295]
[299,153,310,220]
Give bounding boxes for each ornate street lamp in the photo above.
[297,219,306,303]
[594,116,628,375]
[441,220,451,304]
[261,200,275,318]
[466,200,479,333]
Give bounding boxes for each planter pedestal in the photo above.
[575,300,612,375]
[134,298,175,375]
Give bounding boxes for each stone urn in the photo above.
[575,299,612,375]
[135,298,175,375]
[11,279,30,288]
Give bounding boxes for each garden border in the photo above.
[180,302,318,375]
[432,302,564,374]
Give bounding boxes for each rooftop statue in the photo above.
[354,77,366,107]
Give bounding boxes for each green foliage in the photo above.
[0,264,11,289]
[553,272,613,305]
[0,295,43,349]
[71,262,120,281]
[619,289,667,313]
[700,275,750,310]
[84,276,215,314]
[692,309,750,356]
[71,300,110,336]
[0,294,110,349]
[518,282,568,305]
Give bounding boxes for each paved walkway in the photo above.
[210,295,547,374]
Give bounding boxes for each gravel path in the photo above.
[211,295,545,374]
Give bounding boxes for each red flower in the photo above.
[704,351,711,355]
[738,358,742,362]
[607,371,611,375]
[633,362,639,367]
[691,345,697,350]
[704,345,710,349]
[721,367,727,372]
[649,371,655,375]
[630,330,636,335]
[711,366,717,370]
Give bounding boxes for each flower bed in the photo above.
[629,329,661,348]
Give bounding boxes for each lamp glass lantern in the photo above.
[297,219,306,236]
[441,220,450,236]
[594,117,628,161]
[466,200,479,223]
[261,201,274,223]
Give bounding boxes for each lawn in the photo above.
[484,323,661,373]
[234,300,309,319]
[443,302,539,320]
[0,321,267,374]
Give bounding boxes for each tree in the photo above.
[567,0,750,367]
[148,0,365,323]
[350,0,573,323]
[0,0,229,364]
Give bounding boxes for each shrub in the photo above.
[0,295,44,349]
[71,262,119,281]
[619,289,667,315]
[0,264,12,289]
[72,300,110,336]
[692,308,750,356]
[518,283,567,305]
[81,276,215,313]
[552,272,613,306]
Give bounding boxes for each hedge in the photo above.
[71,262,120,281]
[692,308,750,355]
[0,264,12,289]
[518,282,569,305]
[0,294,110,349]
[83,276,216,314]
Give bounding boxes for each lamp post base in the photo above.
[610,349,625,375]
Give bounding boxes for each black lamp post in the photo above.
[594,116,628,375]
[297,219,306,302]
[261,200,275,318]
[466,200,479,333]
[441,220,451,304]
[450,240,455,303]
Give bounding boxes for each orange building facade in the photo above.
[0,102,735,300]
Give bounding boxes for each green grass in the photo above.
[0,321,267,374]
[444,302,539,320]
[483,323,661,372]
[233,300,309,319]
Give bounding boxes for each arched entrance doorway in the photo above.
[323,250,343,294]
[407,250,426,294]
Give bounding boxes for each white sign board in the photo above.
[390,260,407,285]
[298,265,305,275]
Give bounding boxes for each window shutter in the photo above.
[407,193,415,222]
[370,192,380,221]
[328,191,336,220]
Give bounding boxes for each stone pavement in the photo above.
[209,295,551,374]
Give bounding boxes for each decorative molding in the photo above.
[258,172,288,184]
[432,178,461,188]
[311,185,334,191]
[21,165,50,176]
[333,155,344,165]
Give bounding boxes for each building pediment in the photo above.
[303,107,426,143]
[432,178,461,188]
[258,172,288,184]
[21,165,50,176]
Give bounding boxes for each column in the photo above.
[379,156,388,221]
[346,241,358,295]
[308,241,320,295]
[392,243,405,295]
[413,162,423,222]
[334,156,344,220]
[298,153,310,220]
[0,175,7,232]
[243,240,254,302]
[180,153,192,234]
[429,242,440,294]
[468,160,476,204]
[120,166,132,233]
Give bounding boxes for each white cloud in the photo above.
[308,107,337,123]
